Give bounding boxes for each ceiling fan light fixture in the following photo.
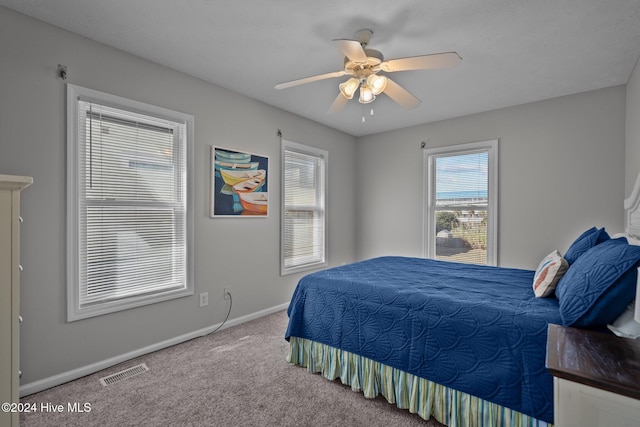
[367,74,387,95]
[339,78,359,99]
[359,84,375,104]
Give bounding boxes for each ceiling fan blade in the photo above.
[380,52,462,73]
[333,39,368,63]
[383,78,421,109]
[328,93,349,113]
[275,70,347,89]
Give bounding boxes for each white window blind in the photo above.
[424,140,498,266]
[281,140,327,275]
[67,85,193,321]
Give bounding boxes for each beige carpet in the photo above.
[20,310,444,426]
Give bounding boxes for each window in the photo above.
[67,84,194,321]
[423,140,498,265]
[281,140,327,275]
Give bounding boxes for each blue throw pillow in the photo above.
[556,238,640,327]
[563,227,610,265]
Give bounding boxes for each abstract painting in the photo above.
[210,146,269,217]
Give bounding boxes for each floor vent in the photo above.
[99,363,149,386]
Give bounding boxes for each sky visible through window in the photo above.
[436,152,488,199]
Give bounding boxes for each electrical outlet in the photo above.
[224,287,232,300]
[199,292,209,307]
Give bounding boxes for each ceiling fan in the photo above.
[274,29,462,113]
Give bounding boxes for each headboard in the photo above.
[624,173,640,238]
[622,174,640,328]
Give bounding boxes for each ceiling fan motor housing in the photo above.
[344,48,384,81]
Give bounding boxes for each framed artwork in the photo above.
[210,146,269,217]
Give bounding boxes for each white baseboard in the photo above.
[20,302,289,397]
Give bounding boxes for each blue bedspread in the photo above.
[285,256,561,423]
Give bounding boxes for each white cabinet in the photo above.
[0,175,32,427]
[554,377,640,427]
[547,324,640,427]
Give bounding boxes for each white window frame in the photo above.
[281,139,328,275]
[66,84,194,321]
[422,140,499,266]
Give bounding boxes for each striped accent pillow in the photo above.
[533,250,569,297]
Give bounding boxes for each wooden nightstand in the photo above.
[546,324,640,427]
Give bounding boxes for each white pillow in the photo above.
[612,232,640,246]
[608,302,640,339]
[533,250,569,298]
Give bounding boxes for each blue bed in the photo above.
[285,256,562,426]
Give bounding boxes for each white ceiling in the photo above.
[2,0,640,137]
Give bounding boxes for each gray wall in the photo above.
[355,87,627,270]
[0,7,357,386]
[626,59,640,195]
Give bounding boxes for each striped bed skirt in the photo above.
[288,337,553,427]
